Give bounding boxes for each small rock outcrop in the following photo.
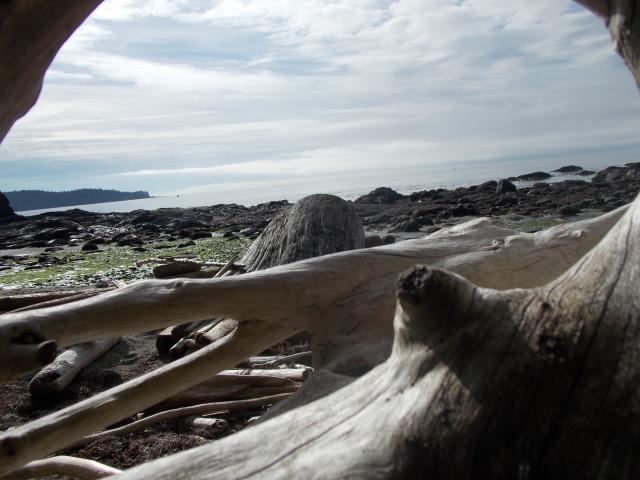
[516,171,552,181]
[355,187,404,204]
[552,165,583,173]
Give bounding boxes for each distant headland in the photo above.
[4,189,150,212]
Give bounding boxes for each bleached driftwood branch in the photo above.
[77,393,292,446]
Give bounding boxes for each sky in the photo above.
[2,0,640,196]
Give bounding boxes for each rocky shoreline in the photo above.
[1,162,639,290]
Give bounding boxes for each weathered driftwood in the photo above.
[102,189,640,479]
[241,194,364,271]
[0,206,625,386]
[250,351,312,367]
[0,206,628,475]
[29,338,120,401]
[159,258,238,356]
[150,369,306,409]
[0,317,303,476]
[152,261,202,279]
[0,0,104,142]
[6,456,120,480]
[0,289,111,313]
[77,393,292,447]
[154,385,301,411]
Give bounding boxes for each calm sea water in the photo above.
[18,157,616,216]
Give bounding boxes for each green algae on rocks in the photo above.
[0,237,250,290]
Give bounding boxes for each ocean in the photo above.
[17,157,618,216]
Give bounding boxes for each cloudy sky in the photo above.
[2,0,640,196]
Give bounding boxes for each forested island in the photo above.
[4,188,150,211]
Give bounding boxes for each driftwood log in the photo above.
[28,338,120,401]
[0,0,639,478]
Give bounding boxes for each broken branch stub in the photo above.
[111,192,640,479]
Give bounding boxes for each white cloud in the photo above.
[2,0,639,195]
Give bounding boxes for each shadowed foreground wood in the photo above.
[112,191,640,479]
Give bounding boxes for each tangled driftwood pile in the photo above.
[1,0,640,478]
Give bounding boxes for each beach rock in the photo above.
[389,219,420,233]
[117,236,143,247]
[553,165,583,173]
[81,242,99,252]
[475,181,498,192]
[409,190,442,202]
[496,179,516,194]
[364,235,384,248]
[516,171,552,181]
[558,205,582,216]
[179,229,210,240]
[34,227,75,241]
[448,204,480,217]
[355,187,404,204]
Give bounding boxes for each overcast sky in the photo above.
[2,0,640,195]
